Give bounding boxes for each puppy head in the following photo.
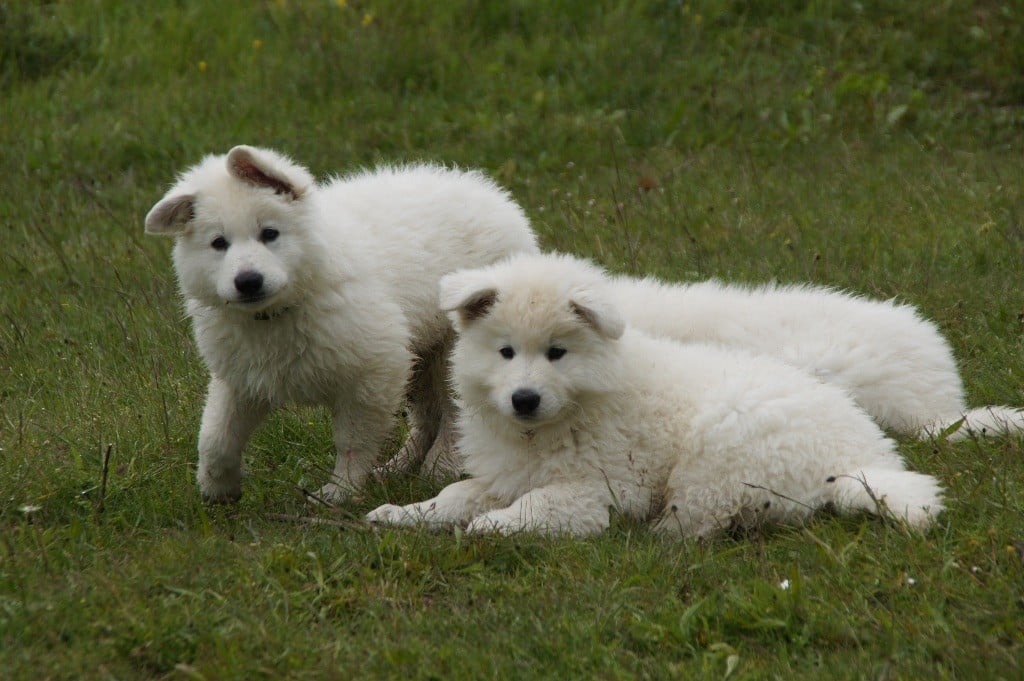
[145,146,318,313]
[441,253,625,436]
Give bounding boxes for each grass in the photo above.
[1,0,1023,678]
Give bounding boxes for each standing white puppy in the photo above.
[145,146,538,503]
[367,253,943,537]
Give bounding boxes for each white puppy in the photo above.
[367,253,943,538]
[610,277,1024,440]
[145,146,538,503]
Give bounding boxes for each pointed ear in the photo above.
[570,295,625,340]
[226,145,313,200]
[440,270,499,327]
[145,193,195,235]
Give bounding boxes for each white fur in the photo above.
[146,145,538,502]
[609,276,1024,440]
[367,253,943,538]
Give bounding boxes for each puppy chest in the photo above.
[198,327,351,404]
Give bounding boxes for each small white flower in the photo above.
[906,577,916,586]
[779,579,791,590]
[19,504,41,514]
[971,565,981,574]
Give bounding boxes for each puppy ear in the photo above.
[570,295,625,340]
[145,193,195,235]
[440,271,499,327]
[226,145,313,200]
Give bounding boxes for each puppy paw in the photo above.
[385,428,431,473]
[200,487,242,504]
[375,450,418,478]
[365,503,422,527]
[197,472,242,504]
[314,482,355,505]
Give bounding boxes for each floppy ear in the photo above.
[440,270,499,327]
[570,294,625,340]
[226,145,313,200]
[145,193,195,235]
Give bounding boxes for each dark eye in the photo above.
[499,346,515,360]
[211,236,229,251]
[260,227,280,243]
[546,346,567,361]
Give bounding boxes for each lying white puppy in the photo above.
[145,146,537,502]
[610,277,1024,440]
[367,253,944,537]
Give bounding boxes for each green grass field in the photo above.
[2,1,1023,678]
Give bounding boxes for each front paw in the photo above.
[365,503,422,527]
[314,481,356,506]
[197,471,242,504]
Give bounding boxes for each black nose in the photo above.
[511,388,541,416]
[234,271,264,296]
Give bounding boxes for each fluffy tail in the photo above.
[924,406,1024,442]
[826,467,944,530]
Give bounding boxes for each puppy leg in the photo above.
[655,464,745,540]
[419,389,461,481]
[654,481,743,539]
[422,416,459,477]
[466,483,611,537]
[318,395,399,503]
[379,340,448,476]
[366,478,496,529]
[825,465,943,530]
[417,330,463,481]
[197,376,270,503]
[318,348,409,503]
